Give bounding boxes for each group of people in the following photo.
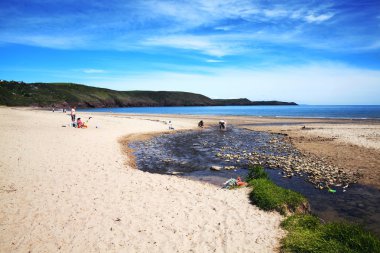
[68,107,87,128]
[66,107,228,130]
[197,120,227,130]
[166,119,227,130]
[51,107,67,113]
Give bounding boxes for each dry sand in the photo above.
[0,107,284,253]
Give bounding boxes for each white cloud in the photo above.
[305,13,334,23]
[357,40,380,50]
[0,34,87,49]
[206,59,224,63]
[121,2,340,55]
[88,63,380,105]
[143,35,240,57]
[83,69,106,74]
[0,0,377,57]
[262,9,288,18]
[142,30,304,57]
[214,26,234,31]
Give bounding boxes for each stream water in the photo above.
[129,127,380,235]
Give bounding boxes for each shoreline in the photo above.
[80,111,380,122]
[21,105,380,123]
[22,107,380,187]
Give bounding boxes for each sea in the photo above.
[80,105,380,119]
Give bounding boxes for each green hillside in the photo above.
[0,80,297,107]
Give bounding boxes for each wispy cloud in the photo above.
[82,69,106,74]
[305,13,334,23]
[206,59,224,63]
[0,0,379,80]
[214,26,234,31]
[143,35,244,57]
[89,62,380,105]
[0,34,88,49]
[356,40,380,51]
[1,0,377,55]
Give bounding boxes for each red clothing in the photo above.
[77,119,83,128]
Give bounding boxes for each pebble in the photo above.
[131,128,361,190]
[215,135,361,189]
[210,166,222,171]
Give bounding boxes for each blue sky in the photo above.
[1,0,380,104]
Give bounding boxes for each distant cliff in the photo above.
[0,81,297,108]
[214,98,297,106]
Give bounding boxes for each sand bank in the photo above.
[0,107,284,253]
[240,121,380,188]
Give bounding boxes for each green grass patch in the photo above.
[246,165,308,215]
[246,166,379,252]
[246,165,269,181]
[281,214,380,253]
[248,178,308,215]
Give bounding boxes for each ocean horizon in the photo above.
[80,105,380,119]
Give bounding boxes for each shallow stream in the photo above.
[129,127,380,235]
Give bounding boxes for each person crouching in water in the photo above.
[77,118,87,128]
[198,120,204,128]
[219,120,226,130]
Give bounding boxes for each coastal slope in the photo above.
[0,80,297,108]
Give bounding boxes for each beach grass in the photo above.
[281,214,380,253]
[248,178,308,215]
[246,165,308,215]
[246,164,269,181]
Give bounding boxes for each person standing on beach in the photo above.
[168,120,174,130]
[71,107,76,122]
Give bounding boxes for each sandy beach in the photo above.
[1,107,379,252]
[0,107,284,253]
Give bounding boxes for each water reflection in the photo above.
[129,127,380,235]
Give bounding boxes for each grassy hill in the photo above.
[0,80,297,108]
